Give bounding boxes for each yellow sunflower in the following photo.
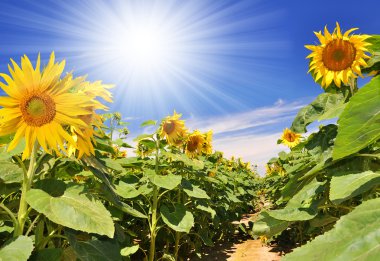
[159,111,187,146]
[67,79,112,158]
[202,130,213,155]
[280,128,301,148]
[185,130,205,158]
[0,53,95,159]
[305,22,371,88]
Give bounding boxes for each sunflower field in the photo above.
[252,23,380,260]
[1,22,380,261]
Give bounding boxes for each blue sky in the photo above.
[0,0,379,172]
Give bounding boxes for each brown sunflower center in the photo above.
[322,39,356,71]
[20,93,56,127]
[285,133,296,142]
[187,137,200,152]
[163,121,175,134]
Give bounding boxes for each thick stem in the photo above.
[148,137,160,261]
[174,189,182,260]
[14,143,38,237]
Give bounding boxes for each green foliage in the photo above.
[333,76,380,160]
[283,198,380,261]
[160,203,194,233]
[0,236,33,261]
[291,92,346,133]
[26,186,115,238]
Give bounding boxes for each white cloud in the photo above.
[186,99,307,175]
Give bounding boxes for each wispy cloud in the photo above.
[186,99,308,175]
[186,99,304,136]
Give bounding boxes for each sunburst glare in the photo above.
[0,0,287,118]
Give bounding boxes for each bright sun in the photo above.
[115,24,173,72]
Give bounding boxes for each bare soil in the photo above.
[198,214,283,261]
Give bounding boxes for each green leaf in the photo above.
[291,92,346,133]
[140,120,157,127]
[115,181,141,199]
[252,211,290,238]
[133,134,153,142]
[182,180,210,199]
[113,138,133,148]
[30,248,63,261]
[0,161,23,184]
[0,236,34,261]
[146,170,182,190]
[286,179,325,208]
[66,231,122,261]
[330,171,380,204]
[195,203,216,219]
[26,186,114,238]
[160,203,194,233]
[333,76,380,160]
[120,245,139,256]
[267,208,317,222]
[102,158,124,172]
[283,198,380,261]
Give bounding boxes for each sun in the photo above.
[114,23,173,73]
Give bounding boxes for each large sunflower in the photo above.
[68,79,113,158]
[305,22,371,88]
[0,53,95,159]
[159,111,187,146]
[280,128,301,148]
[185,130,205,158]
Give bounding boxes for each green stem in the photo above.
[0,203,17,229]
[14,143,39,237]
[148,137,160,261]
[174,188,182,260]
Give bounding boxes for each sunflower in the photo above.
[305,22,371,88]
[159,111,187,146]
[67,79,113,158]
[202,130,213,155]
[0,53,96,159]
[185,130,205,158]
[280,128,301,148]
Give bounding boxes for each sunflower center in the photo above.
[187,138,199,152]
[21,94,56,127]
[322,39,356,71]
[163,121,175,134]
[285,133,295,142]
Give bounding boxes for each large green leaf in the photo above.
[114,181,141,199]
[26,186,114,238]
[66,231,122,261]
[182,180,210,199]
[0,161,23,183]
[333,76,380,160]
[291,92,346,133]
[146,170,182,190]
[268,208,317,222]
[286,179,325,208]
[283,198,380,261]
[251,211,289,238]
[330,171,380,204]
[0,236,34,261]
[160,203,194,233]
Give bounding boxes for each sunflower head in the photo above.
[0,52,102,159]
[202,130,213,155]
[305,22,371,88]
[67,80,113,158]
[159,111,187,146]
[280,128,301,148]
[185,130,205,158]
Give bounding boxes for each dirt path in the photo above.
[199,214,283,261]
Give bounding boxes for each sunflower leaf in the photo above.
[333,76,380,160]
[291,92,346,133]
[283,198,380,261]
